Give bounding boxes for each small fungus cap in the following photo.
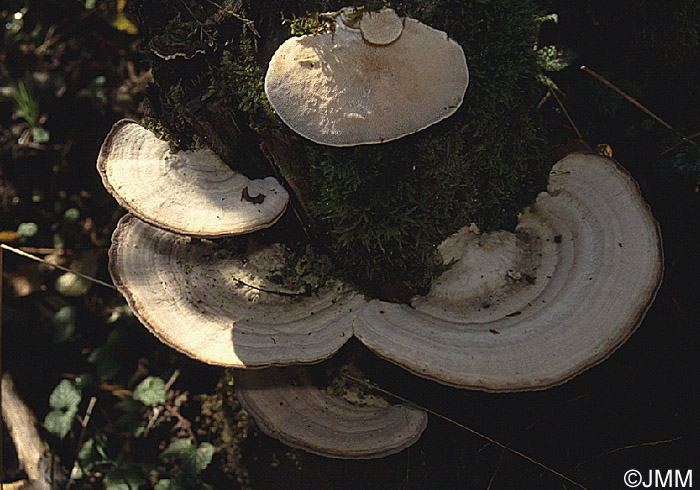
[359,8,404,45]
[109,215,363,367]
[97,120,288,238]
[235,366,428,459]
[264,12,468,146]
[354,153,663,391]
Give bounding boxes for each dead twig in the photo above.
[165,403,197,445]
[66,397,97,490]
[544,75,583,140]
[0,244,116,291]
[660,129,700,156]
[574,436,682,469]
[2,373,67,490]
[341,373,590,490]
[580,66,696,150]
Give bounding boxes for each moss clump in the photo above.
[204,29,274,117]
[138,0,552,297]
[300,0,551,295]
[281,12,330,36]
[141,117,178,150]
[270,244,335,294]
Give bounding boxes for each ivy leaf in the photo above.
[161,438,213,476]
[154,479,173,490]
[52,306,76,343]
[45,379,81,439]
[103,466,148,490]
[161,438,197,476]
[44,407,78,439]
[49,379,81,410]
[154,478,189,490]
[16,222,39,238]
[133,376,166,406]
[195,442,214,473]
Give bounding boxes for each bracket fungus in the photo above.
[108,214,364,367]
[358,8,404,45]
[234,366,428,459]
[354,153,663,392]
[264,10,468,146]
[97,120,289,238]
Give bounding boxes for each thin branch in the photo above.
[544,75,583,140]
[580,66,691,141]
[575,436,682,469]
[0,244,117,291]
[660,129,700,156]
[341,374,590,490]
[165,403,197,445]
[66,397,98,490]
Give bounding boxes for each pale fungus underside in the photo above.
[108,214,364,368]
[264,11,468,146]
[98,120,289,238]
[234,366,428,459]
[354,153,663,392]
[107,154,662,393]
[103,0,664,460]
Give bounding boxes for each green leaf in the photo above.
[44,406,78,439]
[160,439,197,476]
[16,222,38,238]
[195,443,214,473]
[32,127,50,143]
[160,439,214,476]
[52,306,76,343]
[104,466,148,490]
[154,480,172,490]
[45,379,81,439]
[49,379,81,410]
[55,250,100,297]
[64,207,80,222]
[97,359,121,379]
[535,13,558,24]
[133,376,166,406]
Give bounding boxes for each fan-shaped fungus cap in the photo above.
[97,120,289,238]
[109,214,364,367]
[264,12,468,146]
[354,153,663,391]
[234,366,428,459]
[359,8,404,45]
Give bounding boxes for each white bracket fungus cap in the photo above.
[354,153,663,391]
[109,215,364,367]
[358,8,404,45]
[234,366,428,459]
[97,120,289,238]
[264,11,468,146]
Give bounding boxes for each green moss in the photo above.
[199,371,254,490]
[281,12,330,36]
[141,117,179,149]
[272,244,335,293]
[204,28,274,117]
[142,0,552,297]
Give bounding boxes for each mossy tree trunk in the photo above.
[134,0,325,239]
[130,0,553,297]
